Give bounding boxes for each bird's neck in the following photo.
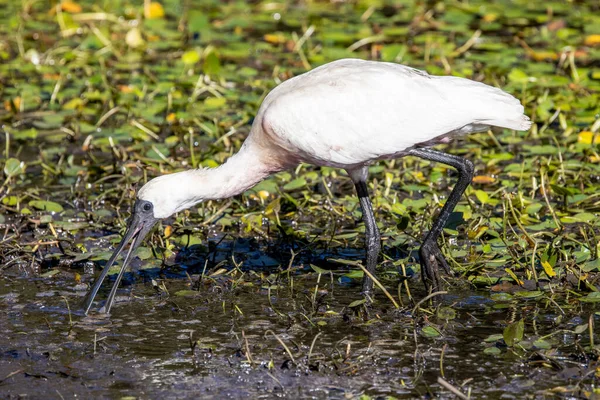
[190,139,278,201]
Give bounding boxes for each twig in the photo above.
[411,291,448,315]
[438,377,469,399]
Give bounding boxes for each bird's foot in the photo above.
[419,240,453,293]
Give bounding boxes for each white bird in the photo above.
[83,58,531,314]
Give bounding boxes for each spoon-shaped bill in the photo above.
[82,200,158,315]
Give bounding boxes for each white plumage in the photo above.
[84,58,531,313]
[140,58,530,218]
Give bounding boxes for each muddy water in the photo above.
[1,252,596,399]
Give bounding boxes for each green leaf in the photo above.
[490,293,514,302]
[475,190,489,204]
[503,319,524,347]
[437,307,456,320]
[484,334,504,343]
[174,290,199,297]
[483,346,501,355]
[40,269,60,278]
[309,264,328,274]
[580,292,600,303]
[348,299,366,308]
[2,196,19,206]
[508,68,530,84]
[203,49,221,76]
[343,269,364,279]
[203,97,226,109]
[514,290,543,299]
[134,247,152,260]
[421,325,441,338]
[188,10,209,32]
[28,200,64,213]
[533,339,552,349]
[4,158,25,178]
[283,178,306,191]
[550,184,573,197]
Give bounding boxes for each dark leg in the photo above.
[354,181,381,294]
[408,148,474,293]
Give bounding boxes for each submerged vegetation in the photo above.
[1,0,599,398]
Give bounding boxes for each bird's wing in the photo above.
[260,60,529,167]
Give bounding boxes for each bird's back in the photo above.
[251,59,530,169]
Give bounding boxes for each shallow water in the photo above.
[1,252,597,399]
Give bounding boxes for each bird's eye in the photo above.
[143,202,152,212]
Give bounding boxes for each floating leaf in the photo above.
[437,307,456,320]
[579,292,600,303]
[203,49,221,76]
[577,131,596,144]
[145,2,165,19]
[503,319,524,347]
[61,1,82,13]
[283,178,306,191]
[310,264,328,274]
[483,346,501,355]
[348,299,366,308]
[514,290,543,299]
[421,325,441,338]
[41,269,61,278]
[474,190,489,204]
[541,261,556,278]
[4,158,25,178]
[182,49,200,65]
[28,200,63,213]
[533,339,551,349]
[584,34,600,46]
[473,175,496,184]
[204,97,226,109]
[174,290,198,297]
[343,270,364,279]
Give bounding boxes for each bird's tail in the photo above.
[446,77,532,132]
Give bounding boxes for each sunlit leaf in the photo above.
[145,2,165,19]
[4,158,25,178]
[182,49,200,65]
[28,200,64,213]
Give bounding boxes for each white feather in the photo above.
[140,58,531,218]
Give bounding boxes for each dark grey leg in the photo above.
[354,181,381,294]
[408,148,474,293]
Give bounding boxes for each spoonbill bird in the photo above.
[83,58,531,314]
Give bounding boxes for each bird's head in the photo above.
[137,173,200,219]
[83,171,210,314]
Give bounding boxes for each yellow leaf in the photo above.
[166,113,176,123]
[505,268,524,286]
[589,155,600,163]
[472,175,496,184]
[541,261,556,278]
[482,13,497,22]
[264,33,286,44]
[578,131,595,144]
[530,51,558,61]
[145,2,164,19]
[164,225,172,238]
[4,97,21,112]
[181,49,200,65]
[118,85,134,93]
[584,34,600,46]
[61,1,82,13]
